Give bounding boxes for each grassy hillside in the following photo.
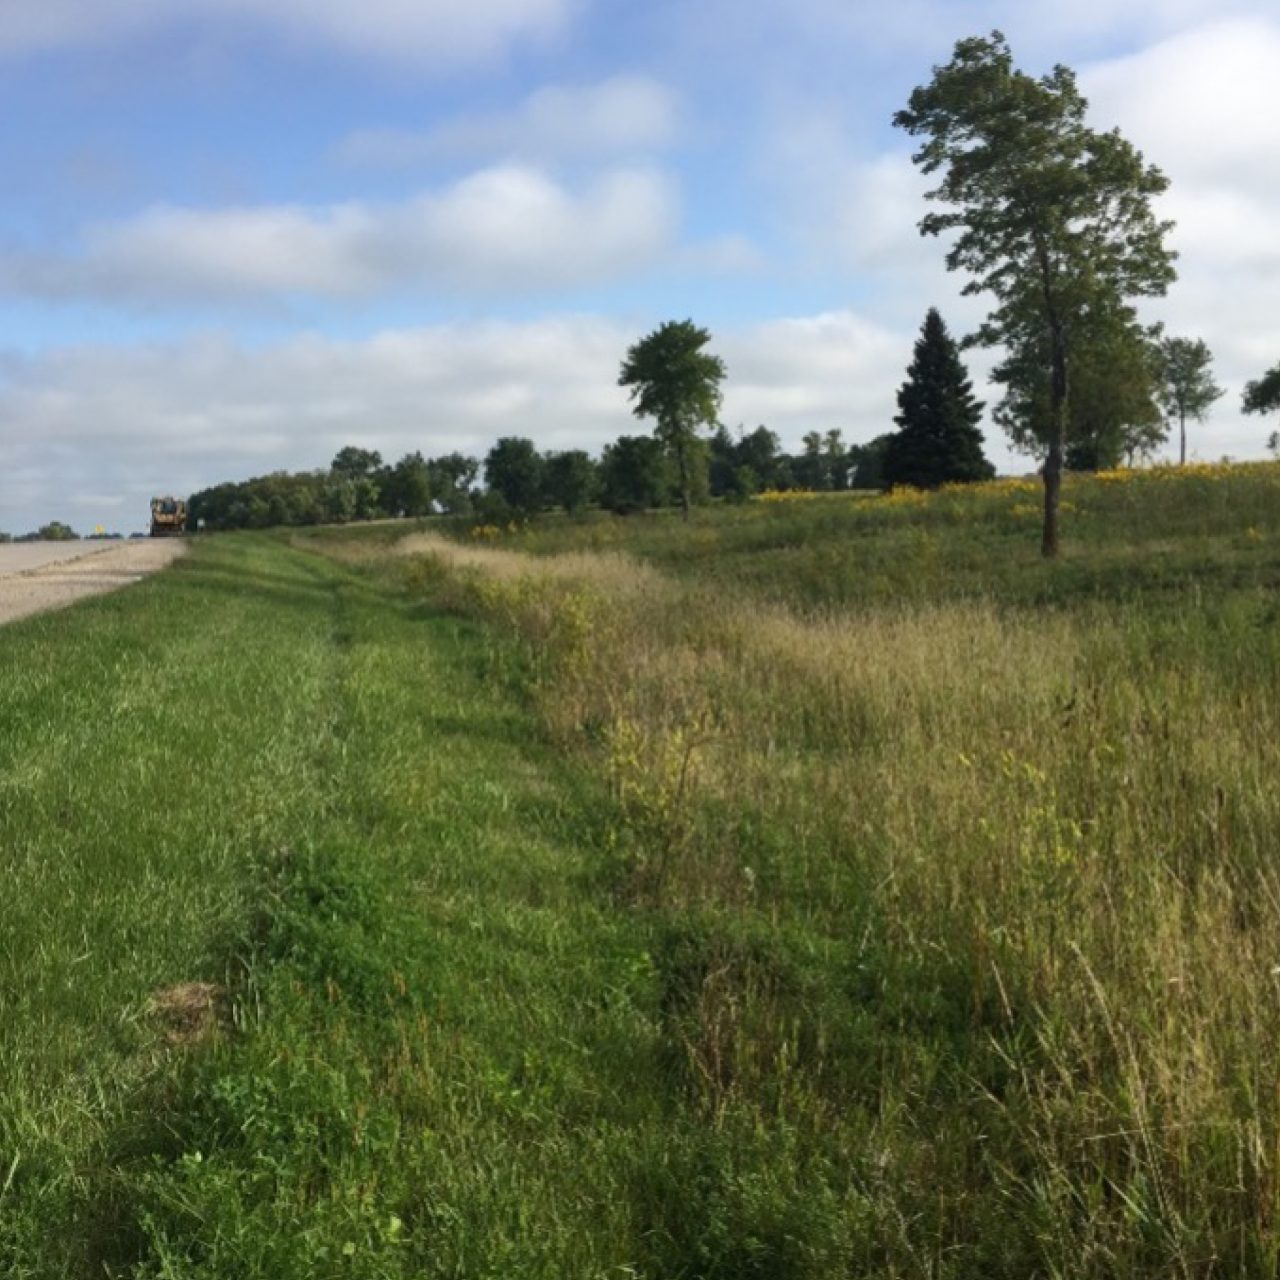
[4,463,1280,1276]
[503,462,1280,609]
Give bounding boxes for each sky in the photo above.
[1,0,1278,534]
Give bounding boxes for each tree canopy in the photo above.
[1243,363,1280,423]
[484,437,545,515]
[894,31,1176,554]
[1158,337,1223,465]
[996,307,1166,470]
[618,320,726,520]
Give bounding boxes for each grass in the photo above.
[489,463,1280,610]
[5,461,1280,1275]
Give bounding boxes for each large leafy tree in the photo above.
[1158,337,1223,465]
[996,305,1166,469]
[1243,363,1280,429]
[381,451,432,517]
[599,435,676,514]
[894,31,1176,555]
[484,437,545,515]
[330,446,383,481]
[884,307,993,488]
[618,319,726,520]
[543,450,599,514]
[427,453,479,515]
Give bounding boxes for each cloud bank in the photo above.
[0,0,571,65]
[0,167,680,302]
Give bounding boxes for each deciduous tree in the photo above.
[1243,363,1280,431]
[1158,337,1223,465]
[894,31,1176,554]
[427,453,479,515]
[484,437,545,514]
[330,446,383,481]
[543,450,599,513]
[382,452,433,518]
[996,305,1166,469]
[599,435,675,514]
[618,320,726,520]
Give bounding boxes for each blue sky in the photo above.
[1,0,1278,533]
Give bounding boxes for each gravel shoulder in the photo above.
[0,540,188,626]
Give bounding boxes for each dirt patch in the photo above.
[0,540,187,627]
[148,982,230,1047]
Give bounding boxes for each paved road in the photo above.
[0,540,187,626]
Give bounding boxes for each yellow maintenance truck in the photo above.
[149,496,187,537]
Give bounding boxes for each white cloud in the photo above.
[0,166,680,302]
[0,0,571,65]
[1083,19,1280,191]
[338,76,681,167]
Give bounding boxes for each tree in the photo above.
[996,307,1166,469]
[711,425,786,498]
[543,450,599,514]
[824,430,852,491]
[618,320,726,520]
[793,431,828,490]
[484,437,544,514]
[1243,363,1280,432]
[894,31,1176,555]
[36,521,79,541]
[1158,337,1223,465]
[382,452,432,518]
[427,453,479,515]
[322,477,359,523]
[599,435,675,514]
[884,308,993,489]
[330,446,383,481]
[850,435,894,489]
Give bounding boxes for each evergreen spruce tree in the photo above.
[883,308,993,488]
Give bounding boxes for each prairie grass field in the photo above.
[4,462,1280,1276]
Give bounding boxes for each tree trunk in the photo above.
[1179,409,1186,466]
[677,440,690,522]
[1042,331,1067,559]
[1035,239,1067,559]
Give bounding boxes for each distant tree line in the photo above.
[185,422,912,533]
[0,521,81,543]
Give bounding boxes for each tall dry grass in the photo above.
[391,527,1280,1274]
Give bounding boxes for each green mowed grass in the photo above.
[0,536,730,1277]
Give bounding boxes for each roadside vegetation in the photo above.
[361,463,1280,1274]
[4,460,1280,1274]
